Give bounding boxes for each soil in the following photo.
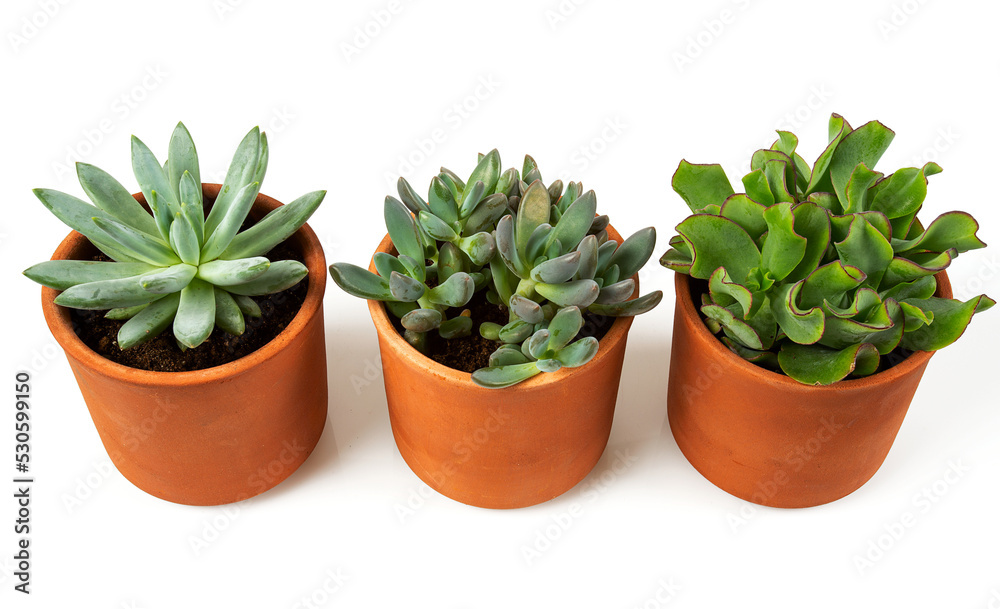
[688,278,914,377]
[67,198,308,372]
[400,290,616,373]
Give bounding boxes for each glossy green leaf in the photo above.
[222,190,325,259]
[93,216,180,266]
[24,260,155,290]
[55,276,166,310]
[200,181,260,261]
[771,282,825,344]
[117,292,180,349]
[834,214,893,288]
[167,122,200,204]
[843,163,882,214]
[778,342,880,385]
[471,363,541,388]
[899,295,995,351]
[535,279,600,307]
[170,208,201,266]
[173,278,215,348]
[672,160,735,213]
[205,127,260,237]
[76,163,160,236]
[225,260,307,296]
[708,266,753,317]
[197,257,270,286]
[555,336,599,367]
[139,263,197,294]
[828,120,895,204]
[761,203,807,281]
[891,212,986,255]
[675,214,761,283]
[702,304,763,350]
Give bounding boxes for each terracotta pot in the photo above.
[367,226,638,509]
[40,184,328,506]
[666,272,951,508]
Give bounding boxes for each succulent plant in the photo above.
[330,150,662,388]
[660,114,993,385]
[24,123,326,350]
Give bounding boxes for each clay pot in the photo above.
[667,272,951,508]
[367,227,638,509]
[41,184,328,506]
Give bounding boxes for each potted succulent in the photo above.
[24,123,329,506]
[660,114,993,508]
[331,151,662,508]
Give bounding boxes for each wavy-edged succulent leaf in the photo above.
[763,159,795,204]
[761,203,807,281]
[675,214,761,283]
[870,162,940,233]
[472,362,541,388]
[798,261,866,310]
[383,195,425,264]
[778,342,880,385]
[222,260,307,296]
[787,202,832,281]
[708,267,753,317]
[117,292,181,349]
[899,295,995,351]
[823,287,882,319]
[702,304,764,350]
[820,298,904,354]
[721,336,779,368]
[882,249,955,289]
[173,278,215,348]
[23,260,155,290]
[555,336,599,367]
[197,257,270,286]
[76,163,160,237]
[200,181,259,261]
[741,170,775,207]
[167,122,200,204]
[222,190,325,259]
[205,127,260,237]
[771,282,825,344]
[892,211,986,255]
[401,308,443,332]
[55,276,166,310]
[843,163,882,214]
[834,214,893,288]
[213,287,245,336]
[899,301,933,331]
[589,290,662,317]
[139,263,197,294]
[806,113,852,196]
[880,275,937,302]
[426,272,474,308]
[828,120,895,204]
[535,279,599,308]
[439,316,472,339]
[720,194,769,241]
[672,160,735,213]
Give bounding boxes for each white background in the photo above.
[2,0,999,607]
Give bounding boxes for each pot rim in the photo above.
[39,183,327,387]
[365,224,638,393]
[672,270,952,391]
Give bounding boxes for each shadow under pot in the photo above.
[666,271,951,509]
[40,184,329,506]
[367,226,638,509]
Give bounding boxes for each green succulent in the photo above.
[660,114,993,385]
[24,123,326,350]
[330,150,662,388]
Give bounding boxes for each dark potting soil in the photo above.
[396,290,616,373]
[67,197,308,372]
[687,278,915,377]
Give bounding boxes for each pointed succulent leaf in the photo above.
[525,224,554,264]
[139,264,197,294]
[798,261,867,310]
[232,293,261,318]
[93,216,180,266]
[383,195,425,264]
[879,275,937,302]
[54,276,166,310]
[843,163,883,214]
[76,163,160,236]
[197,257,270,286]
[418,210,459,241]
[458,180,486,219]
[555,337,599,368]
[778,342,881,385]
[225,260,307,296]
[213,287,245,336]
[464,193,508,236]
[397,177,428,213]
[786,202,832,281]
[672,160,735,213]
[870,162,940,221]
[515,181,551,257]
[117,292,181,349]
[428,176,459,224]
[899,301,933,331]
[471,363,542,389]
[170,209,201,266]
[823,287,882,319]
[547,190,597,253]
[23,260,155,290]
[401,308,443,332]
[721,337,779,368]
[891,212,986,255]
[575,234,599,280]
[32,188,146,262]
[173,278,215,348]
[496,167,520,197]
[806,113,852,195]
[763,159,795,204]
[702,304,764,350]
[496,215,527,278]
[222,190,325,259]
[201,181,260,261]
[252,132,269,186]
[131,135,180,223]
[899,295,995,351]
[596,278,636,305]
[167,122,200,204]
[881,250,955,289]
[178,173,205,240]
[373,252,407,280]
[608,227,656,279]
[820,299,904,354]
[462,149,500,205]
[205,127,260,237]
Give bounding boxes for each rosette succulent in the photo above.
[24,123,326,350]
[660,114,993,385]
[330,150,662,388]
